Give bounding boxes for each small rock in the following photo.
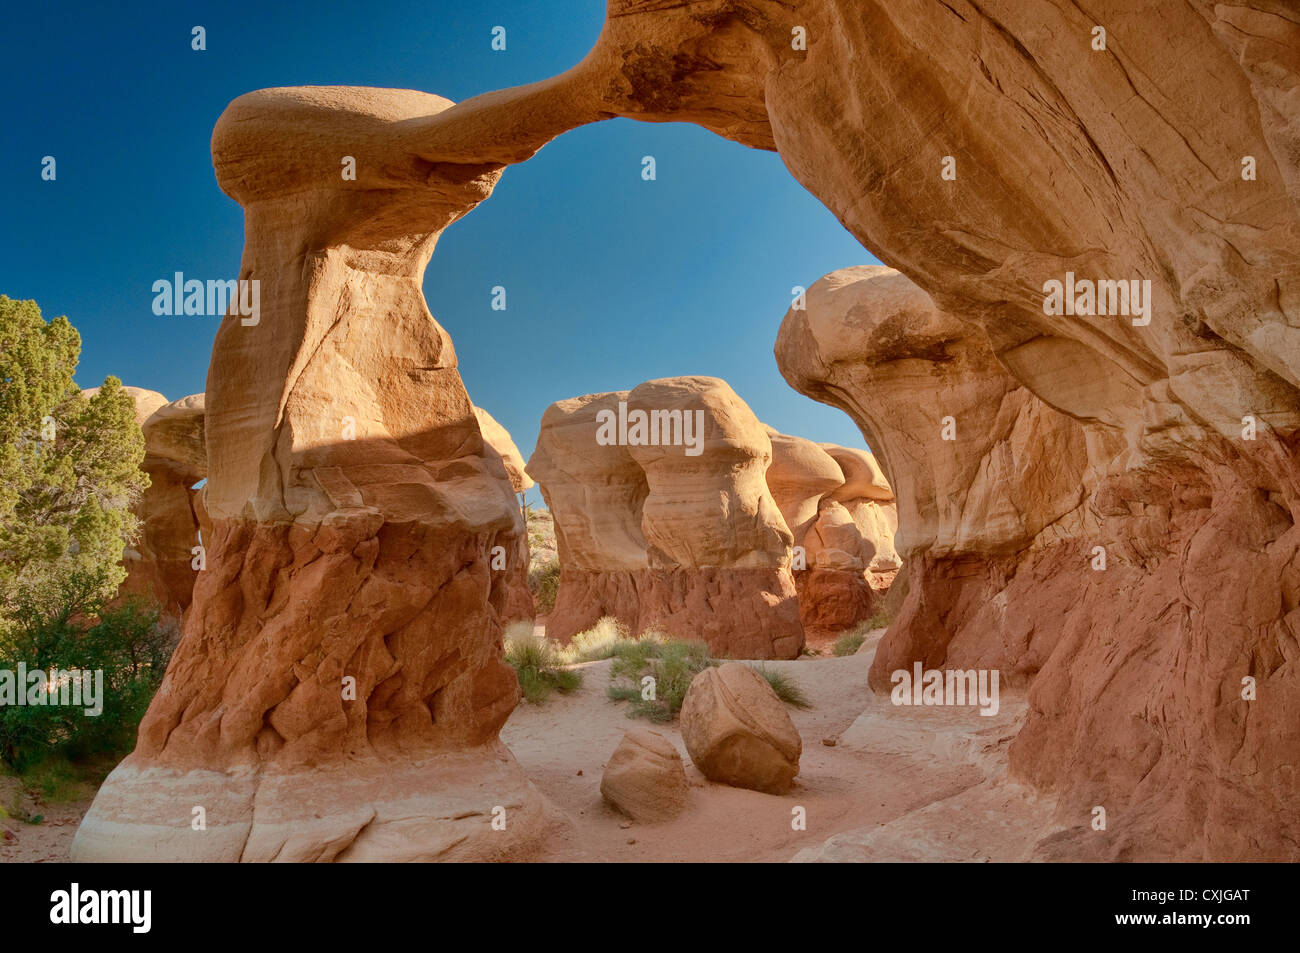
[601,728,689,822]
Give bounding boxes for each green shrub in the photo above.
[868,604,894,630]
[527,560,561,614]
[606,635,714,722]
[833,622,870,657]
[561,616,633,663]
[751,665,813,710]
[833,606,895,657]
[0,297,148,633]
[503,622,582,704]
[0,571,172,773]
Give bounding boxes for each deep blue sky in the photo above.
[1,1,878,503]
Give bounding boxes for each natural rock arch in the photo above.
[76,0,1300,861]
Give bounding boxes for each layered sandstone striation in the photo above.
[527,376,805,659]
[75,88,558,862]
[766,428,899,637]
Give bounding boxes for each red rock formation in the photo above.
[527,377,804,659]
[75,88,558,862]
[779,265,1298,861]
[475,406,536,623]
[102,387,206,623]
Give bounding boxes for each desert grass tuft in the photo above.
[605,634,713,722]
[561,616,633,663]
[833,620,872,656]
[751,664,814,710]
[503,622,583,703]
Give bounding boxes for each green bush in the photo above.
[751,665,813,710]
[833,622,870,657]
[503,622,582,704]
[606,636,714,723]
[0,297,147,633]
[527,560,561,614]
[0,571,172,773]
[562,616,632,663]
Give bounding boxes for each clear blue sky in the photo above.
[1,0,878,504]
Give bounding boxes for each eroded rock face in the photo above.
[75,88,556,862]
[765,428,899,636]
[475,406,535,622]
[679,662,801,794]
[425,0,1300,864]
[600,728,689,822]
[779,265,1298,862]
[109,388,207,622]
[778,267,1094,682]
[527,377,803,659]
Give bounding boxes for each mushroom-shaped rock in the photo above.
[528,377,803,659]
[106,388,208,622]
[765,429,897,637]
[764,427,843,545]
[600,728,688,822]
[73,86,550,864]
[777,267,1092,680]
[679,663,801,794]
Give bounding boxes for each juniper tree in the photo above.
[0,295,147,633]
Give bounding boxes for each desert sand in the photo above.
[3,629,1058,863]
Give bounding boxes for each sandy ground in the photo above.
[507,630,1060,862]
[0,631,1061,863]
[0,776,91,863]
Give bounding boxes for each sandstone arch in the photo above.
[77,1,1300,861]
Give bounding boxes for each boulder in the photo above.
[679,663,801,794]
[599,728,689,822]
